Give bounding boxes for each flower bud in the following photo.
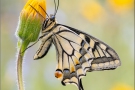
[16,0,46,42]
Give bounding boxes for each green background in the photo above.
[1,0,134,90]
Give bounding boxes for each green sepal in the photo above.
[17,13,42,42]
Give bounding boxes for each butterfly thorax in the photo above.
[42,14,57,33]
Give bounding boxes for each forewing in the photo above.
[60,24,121,71]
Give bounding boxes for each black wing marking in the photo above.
[52,24,121,90]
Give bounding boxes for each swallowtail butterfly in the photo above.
[30,0,121,90]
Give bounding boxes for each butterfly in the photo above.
[30,0,121,90]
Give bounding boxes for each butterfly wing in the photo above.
[62,24,121,71]
[34,37,53,60]
[53,24,121,90]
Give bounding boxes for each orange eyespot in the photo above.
[55,70,63,79]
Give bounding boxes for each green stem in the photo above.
[17,41,29,90]
[17,49,24,90]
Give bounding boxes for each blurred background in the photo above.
[1,0,134,90]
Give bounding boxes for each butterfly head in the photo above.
[42,0,59,32]
[50,14,55,21]
[42,14,57,32]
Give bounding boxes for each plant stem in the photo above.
[17,41,29,90]
[17,49,24,90]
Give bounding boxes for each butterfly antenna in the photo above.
[39,5,49,18]
[54,0,57,15]
[56,0,59,16]
[54,0,59,16]
[29,4,45,19]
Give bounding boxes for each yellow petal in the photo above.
[22,0,46,19]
